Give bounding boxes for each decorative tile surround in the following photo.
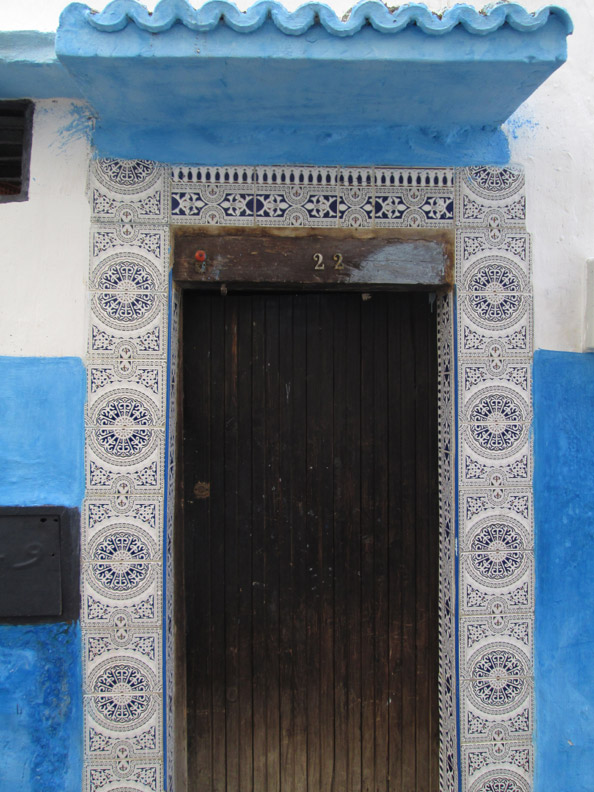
[84,160,532,792]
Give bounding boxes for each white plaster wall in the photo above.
[423,0,594,354]
[0,98,90,357]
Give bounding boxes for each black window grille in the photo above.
[0,100,33,202]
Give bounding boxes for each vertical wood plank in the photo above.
[318,298,335,792]
[344,296,362,792]
[372,297,390,792]
[237,297,254,792]
[387,297,403,792]
[251,295,268,792]
[210,296,228,792]
[183,294,213,790]
[264,297,281,792]
[400,296,418,792]
[305,295,322,792]
[224,298,240,792]
[332,296,349,792]
[360,297,375,792]
[290,295,309,792]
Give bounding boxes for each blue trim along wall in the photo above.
[534,349,594,792]
[0,356,85,792]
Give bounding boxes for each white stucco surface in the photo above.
[419,0,593,354]
[0,0,591,355]
[0,98,90,357]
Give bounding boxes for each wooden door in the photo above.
[182,291,439,792]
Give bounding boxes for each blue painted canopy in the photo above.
[16,1,578,164]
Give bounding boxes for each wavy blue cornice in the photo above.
[52,0,572,165]
[62,0,573,38]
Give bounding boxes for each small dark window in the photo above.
[0,100,33,202]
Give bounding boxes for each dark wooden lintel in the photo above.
[173,226,454,291]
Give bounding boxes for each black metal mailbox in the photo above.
[0,507,79,622]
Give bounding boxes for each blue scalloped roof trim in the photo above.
[66,0,573,38]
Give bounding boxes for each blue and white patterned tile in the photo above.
[82,529,161,603]
[84,758,163,792]
[81,582,162,630]
[252,183,339,227]
[460,362,531,409]
[88,361,166,417]
[86,385,165,446]
[461,442,532,486]
[254,164,338,188]
[375,166,455,191]
[461,742,532,792]
[84,498,163,545]
[460,386,531,460]
[460,548,534,609]
[85,718,161,761]
[88,316,168,362]
[461,509,532,550]
[89,251,168,312]
[83,689,163,754]
[91,182,167,226]
[172,183,256,225]
[457,229,531,277]
[373,186,454,227]
[84,625,162,681]
[461,615,533,669]
[171,164,255,186]
[91,226,168,280]
[460,487,532,526]
[374,167,454,227]
[463,699,532,744]
[460,552,534,621]
[460,642,532,716]
[90,160,167,225]
[458,255,530,333]
[458,310,532,360]
[337,182,374,228]
[457,166,526,229]
[466,769,530,792]
[87,289,169,360]
[91,160,164,196]
[338,166,374,188]
[85,444,164,498]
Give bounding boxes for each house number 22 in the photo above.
[313,253,344,270]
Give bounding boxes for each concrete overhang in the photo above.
[2,1,573,165]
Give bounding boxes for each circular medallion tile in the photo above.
[469,770,529,792]
[465,387,529,459]
[88,524,156,599]
[92,254,162,331]
[467,517,528,587]
[464,166,524,200]
[89,658,157,730]
[89,390,160,465]
[463,257,527,330]
[95,159,161,193]
[468,645,529,714]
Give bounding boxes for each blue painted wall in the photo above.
[0,357,85,507]
[534,350,594,792]
[0,623,82,791]
[0,356,85,792]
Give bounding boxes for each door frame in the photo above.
[83,162,533,792]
